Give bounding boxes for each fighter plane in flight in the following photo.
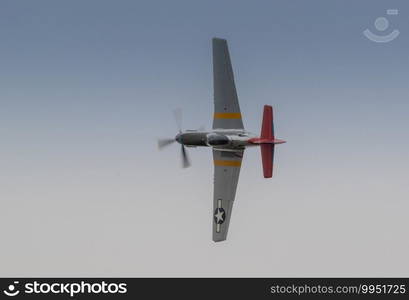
[158,38,286,242]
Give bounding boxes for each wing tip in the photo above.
[212,237,227,243]
[212,37,227,44]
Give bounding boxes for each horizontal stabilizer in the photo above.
[261,105,275,178]
[261,105,274,139]
[261,144,274,178]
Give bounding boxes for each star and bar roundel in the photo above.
[214,207,226,224]
[214,198,226,233]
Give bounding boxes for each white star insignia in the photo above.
[215,209,225,223]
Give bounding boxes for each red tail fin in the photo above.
[261,144,274,178]
[261,105,274,140]
[260,105,275,178]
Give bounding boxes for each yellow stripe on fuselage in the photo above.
[214,113,242,119]
[214,160,242,167]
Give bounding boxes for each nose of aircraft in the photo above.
[175,133,182,144]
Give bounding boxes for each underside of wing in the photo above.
[212,38,244,130]
[212,149,243,242]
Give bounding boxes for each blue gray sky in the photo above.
[0,0,408,276]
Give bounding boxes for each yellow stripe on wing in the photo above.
[214,160,242,167]
[214,113,242,119]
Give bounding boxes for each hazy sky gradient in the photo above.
[0,0,408,276]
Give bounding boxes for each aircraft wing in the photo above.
[212,149,243,242]
[212,38,244,130]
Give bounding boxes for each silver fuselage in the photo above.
[175,130,258,151]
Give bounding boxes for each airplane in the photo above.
[158,38,286,242]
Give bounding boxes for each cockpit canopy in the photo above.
[206,134,230,146]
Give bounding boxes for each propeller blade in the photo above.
[173,108,183,132]
[158,138,175,149]
[181,145,191,168]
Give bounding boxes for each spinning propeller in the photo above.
[157,109,191,168]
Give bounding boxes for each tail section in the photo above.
[261,144,274,178]
[261,105,274,140]
[260,105,274,178]
[247,105,285,178]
